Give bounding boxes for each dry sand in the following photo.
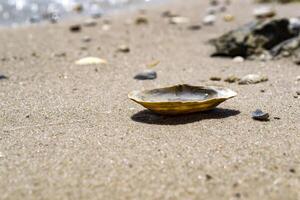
[0,0,299,199]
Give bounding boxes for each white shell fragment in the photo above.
[203,15,216,26]
[75,57,107,65]
[169,16,190,24]
[239,74,268,85]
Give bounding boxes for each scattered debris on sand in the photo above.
[239,74,268,85]
[134,70,157,80]
[75,57,107,65]
[210,18,300,63]
[252,109,270,121]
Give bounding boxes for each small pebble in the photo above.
[161,11,177,18]
[82,36,91,42]
[289,18,300,33]
[0,74,8,80]
[289,168,296,173]
[203,15,216,26]
[210,0,219,6]
[69,24,81,32]
[134,70,157,80]
[135,16,148,25]
[274,117,281,120]
[253,6,276,19]
[210,76,222,81]
[239,74,268,85]
[224,75,239,83]
[252,109,270,121]
[206,174,213,180]
[260,89,265,93]
[83,19,97,27]
[169,16,190,24]
[296,76,300,81]
[233,56,244,63]
[53,52,66,57]
[223,14,234,22]
[188,25,202,30]
[206,7,218,15]
[102,24,111,31]
[117,45,130,53]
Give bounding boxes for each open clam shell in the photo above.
[128,84,237,115]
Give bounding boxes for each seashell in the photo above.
[128,84,237,115]
[75,57,107,65]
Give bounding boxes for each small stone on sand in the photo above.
[253,6,276,19]
[188,25,202,30]
[117,45,130,53]
[252,109,270,121]
[210,76,222,81]
[169,16,190,24]
[0,74,8,80]
[224,75,239,83]
[135,16,148,25]
[223,14,234,22]
[83,19,97,27]
[239,74,268,85]
[70,24,81,32]
[134,70,157,80]
[233,56,244,63]
[82,36,91,42]
[203,15,216,26]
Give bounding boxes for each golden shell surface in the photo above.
[128,84,237,115]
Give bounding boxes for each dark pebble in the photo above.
[205,174,213,180]
[188,25,202,30]
[70,24,81,32]
[289,168,296,173]
[0,74,8,80]
[252,109,269,121]
[134,70,157,80]
[210,76,222,81]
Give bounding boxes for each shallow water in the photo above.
[0,0,155,26]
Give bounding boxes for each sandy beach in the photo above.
[0,0,300,199]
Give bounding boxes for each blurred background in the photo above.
[0,0,155,26]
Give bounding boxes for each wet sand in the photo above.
[0,0,300,199]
